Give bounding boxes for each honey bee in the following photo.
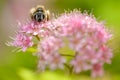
[30,5,50,22]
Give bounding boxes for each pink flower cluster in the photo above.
[10,33,33,52]
[38,36,66,70]
[10,10,113,77]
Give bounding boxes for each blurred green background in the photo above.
[0,0,120,80]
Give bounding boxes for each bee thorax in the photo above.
[33,12,45,22]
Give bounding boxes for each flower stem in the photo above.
[60,54,75,57]
[35,35,40,41]
[64,63,73,75]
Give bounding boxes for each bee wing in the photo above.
[30,8,36,19]
[45,10,50,21]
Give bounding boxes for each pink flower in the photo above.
[49,53,66,70]
[38,36,64,54]
[19,21,55,37]
[71,55,91,73]
[11,33,33,51]
[37,36,65,70]
[99,45,113,64]
[91,63,104,78]
[20,21,41,35]
[38,52,66,71]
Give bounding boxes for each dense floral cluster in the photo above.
[10,10,113,77]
